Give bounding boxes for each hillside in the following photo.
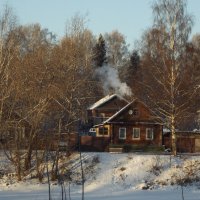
[0,152,200,199]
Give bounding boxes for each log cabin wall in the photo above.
[87,96,128,125]
[113,101,156,122]
[112,124,162,146]
[107,101,163,147]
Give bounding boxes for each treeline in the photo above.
[0,0,199,180]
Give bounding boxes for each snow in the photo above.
[104,101,132,123]
[1,153,200,199]
[88,94,117,110]
[0,185,200,200]
[88,94,128,110]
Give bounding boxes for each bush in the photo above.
[92,155,100,164]
[109,144,165,153]
[123,145,132,152]
[149,156,163,176]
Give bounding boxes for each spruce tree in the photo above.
[93,34,107,67]
[121,50,140,87]
[130,50,140,71]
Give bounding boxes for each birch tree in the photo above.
[104,30,129,68]
[140,0,194,155]
[1,23,56,180]
[0,5,18,122]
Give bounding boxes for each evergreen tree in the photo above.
[130,50,140,72]
[120,50,140,88]
[93,34,107,67]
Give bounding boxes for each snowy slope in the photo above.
[0,153,200,200]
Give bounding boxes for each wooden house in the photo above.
[83,94,163,151]
[87,94,128,127]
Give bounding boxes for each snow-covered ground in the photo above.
[0,152,200,200]
[0,185,200,200]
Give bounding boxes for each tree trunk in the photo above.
[51,119,62,181]
[171,116,177,156]
[24,129,36,171]
[24,144,33,171]
[16,151,22,181]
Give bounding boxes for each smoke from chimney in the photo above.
[96,65,132,97]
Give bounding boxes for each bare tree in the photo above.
[139,0,194,155]
[0,5,18,122]
[0,22,56,181]
[0,11,97,186]
[104,30,129,69]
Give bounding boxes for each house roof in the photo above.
[164,130,200,135]
[103,100,162,125]
[103,101,133,123]
[88,94,129,110]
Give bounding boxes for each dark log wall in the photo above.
[113,101,155,123]
[112,124,162,146]
[88,97,127,119]
[108,101,162,147]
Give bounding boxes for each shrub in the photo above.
[123,145,132,152]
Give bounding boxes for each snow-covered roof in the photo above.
[163,128,170,133]
[103,101,133,123]
[104,99,161,124]
[103,100,162,125]
[163,129,200,134]
[88,94,129,110]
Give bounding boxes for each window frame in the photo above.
[98,127,109,136]
[119,127,126,140]
[132,128,140,140]
[146,128,154,140]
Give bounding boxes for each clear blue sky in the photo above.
[0,0,200,47]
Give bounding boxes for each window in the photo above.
[132,128,140,139]
[98,127,109,135]
[128,108,139,116]
[146,128,154,140]
[119,128,126,139]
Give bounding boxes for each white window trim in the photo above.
[132,128,140,140]
[146,128,154,140]
[119,128,126,139]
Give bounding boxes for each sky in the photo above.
[0,0,200,48]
